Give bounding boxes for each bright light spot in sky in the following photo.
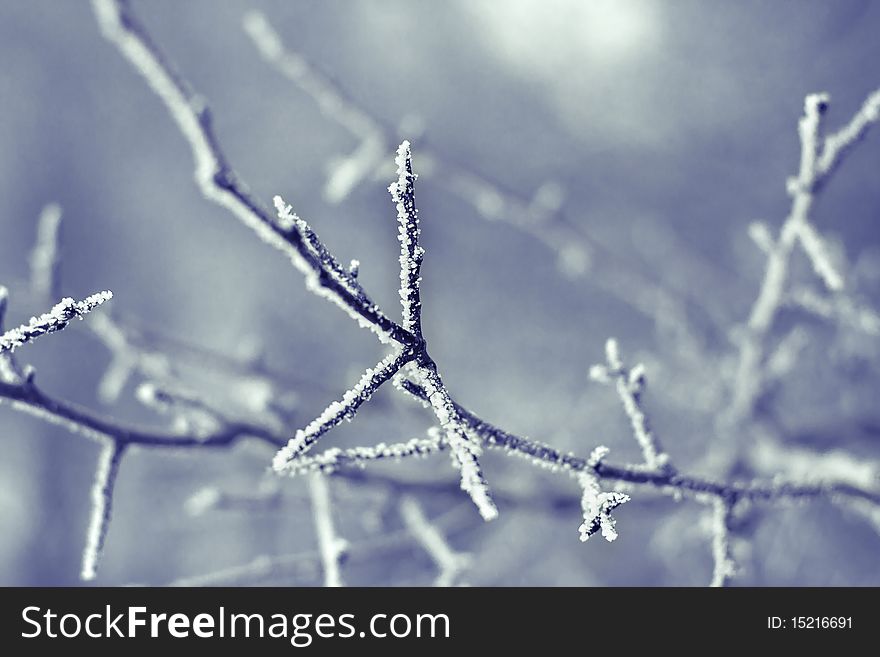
[465,0,667,147]
[469,0,660,73]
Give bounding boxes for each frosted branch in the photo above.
[308,473,348,587]
[731,90,879,422]
[272,349,415,471]
[272,196,371,307]
[0,291,113,354]
[81,440,126,580]
[397,380,880,508]
[91,0,409,345]
[275,428,444,476]
[400,496,470,586]
[411,365,498,521]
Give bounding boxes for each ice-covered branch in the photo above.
[29,203,63,300]
[308,473,348,587]
[272,349,415,471]
[731,90,879,423]
[399,496,470,586]
[273,428,444,476]
[390,141,425,340]
[589,338,672,472]
[91,0,409,345]
[0,291,112,354]
[409,364,498,521]
[2,3,865,586]
[395,378,880,522]
[81,439,126,580]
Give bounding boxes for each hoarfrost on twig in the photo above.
[0,291,113,354]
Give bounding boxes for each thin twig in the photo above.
[590,338,672,472]
[0,292,112,354]
[308,473,348,587]
[81,439,126,580]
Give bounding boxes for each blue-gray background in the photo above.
[1,0,878,585]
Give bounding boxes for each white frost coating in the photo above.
[273,349,412,471]
[389,140,425,338]
[93,0,400,347]
[308,473,348,587]
[81,440,125,580]
[0,291,113,354]
[279,428,444,476]
[591,338,671,471]
[577,470,630,543]
[412,366,498,521]
[273,196,361,298]
[731,89,880,424]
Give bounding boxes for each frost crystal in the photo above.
[578,470,630,543]
[272,349,413,471]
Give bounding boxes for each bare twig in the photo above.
[589,338,672,472]
[730,90,880,423]
[91,0,410,345]
[0,0,869,587]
